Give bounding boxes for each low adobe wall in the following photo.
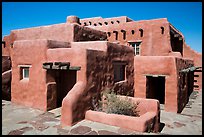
[61,81,87,126]
[85,96,160,133]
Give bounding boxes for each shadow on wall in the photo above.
[2,56,12,101]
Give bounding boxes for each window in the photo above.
[94,23,97,26]
[113,62,126,82]
[161,27,164,34]
[113,31,118,40]
[20,67,29,80]
[121,30,126,40]
[129,42,141,56]
[131,30,135,35]
[111,21,114,24]
[89,21,92,25]
[139,29,143,37]
[107,32,111,37]
[116,20,120,24]
[19,65,31,80]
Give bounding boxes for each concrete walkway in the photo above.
[2,90,202,135]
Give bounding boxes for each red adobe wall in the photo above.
[83,18,172,56]
[2,23,73,57]
[61,41,134,126]
[86,42,134,97]
[10,39,73,111]
[175,57,194,112]
[2,22,107,57]
[134,56,178,112]
[11,39,49,111]
[85,97,160,132]
[80,16,133,26]
[183,43,202,91]
[134,56,194,113]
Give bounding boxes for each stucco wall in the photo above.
[183,43,202,91]
[175,57,194,112]
[2,23,73,56]
[86,42,134,107]
[134,56,179,112]
[61,41,135,126]
[11,39,48,111]
[84,18,172,56]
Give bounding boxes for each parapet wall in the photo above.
[85,18,172,56]
[80,16,132,27]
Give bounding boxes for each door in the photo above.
[146,76,165,104]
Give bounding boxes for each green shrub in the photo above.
[97,88,140,117]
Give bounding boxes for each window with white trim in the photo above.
[129,42,142,56]
[23,67,29,79]
[19,65,31,80]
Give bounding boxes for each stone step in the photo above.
[48,107,61,118]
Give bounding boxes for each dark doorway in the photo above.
[56,70,76,108]
[146,76,165,104]
[47,70,77,110]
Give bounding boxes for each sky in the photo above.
[2,2,202,53]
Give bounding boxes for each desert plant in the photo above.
[96,88,140,117]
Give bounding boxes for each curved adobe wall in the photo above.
[61,81,87,126]
[85,96,160,132]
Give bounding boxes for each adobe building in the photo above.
[2,15,202,119]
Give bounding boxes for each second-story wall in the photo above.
[84,18,172,56]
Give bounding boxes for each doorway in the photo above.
[47,70,77,110]
[146,76,165,104]
[56,70,76,107]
